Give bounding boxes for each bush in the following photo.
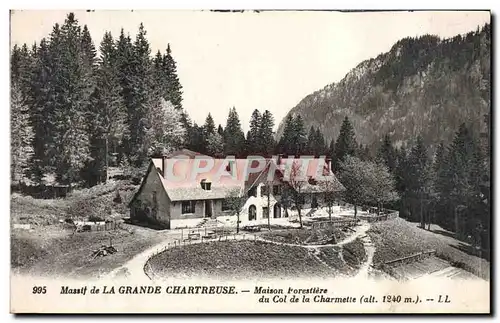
[122,166,146,185]
[68,198,112,221]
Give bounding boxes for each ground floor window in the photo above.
[273,203,281,218]
[311,195,318,208]
[249,205,257,220]
[181,200,196,214]
[262,207,269,219]
[221,199,231,211]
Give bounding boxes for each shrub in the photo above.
[68,198,112,221]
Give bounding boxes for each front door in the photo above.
[249,205,257,221]
[274,203,281,218]
[204,200,212,218]
[311,195,318,208]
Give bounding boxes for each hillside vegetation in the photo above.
[277,24,491,150]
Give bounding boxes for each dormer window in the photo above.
[200,179,212,191]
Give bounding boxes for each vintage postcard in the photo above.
[9,9,491,314]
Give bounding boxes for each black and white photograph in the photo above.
[8,9,491,313]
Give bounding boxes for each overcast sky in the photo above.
[10,10,490,132]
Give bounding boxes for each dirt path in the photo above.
[355,232,375,279]
[105,230,183,281]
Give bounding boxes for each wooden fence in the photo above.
[74,220,122,233]
[178,225,236,241]
[356,210,399,223]
[374,249,437,280]
[380,249,437,267]
[311,218,359,230]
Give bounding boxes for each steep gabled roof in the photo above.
[153,157,264,201]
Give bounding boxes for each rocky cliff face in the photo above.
[277,24,491,151]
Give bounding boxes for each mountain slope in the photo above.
[277,24,491,151]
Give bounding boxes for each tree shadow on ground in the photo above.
[123,218,166,231]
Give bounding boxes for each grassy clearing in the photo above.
[146,240,333,279]
[367,218,490,280]
[259,227,347,245]
[11,224,165,278]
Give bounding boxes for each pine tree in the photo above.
[80,25,97,70]
[11,43,35,182]
[277,114,294,155]
[246,109,262,155]
[306,126,316,155]
[407,136,432,227]
[11,44,31,93]
[51,13,92,186]
[203,113,216,137]
[152,49,166,99]
[27,37,52,182]
[10,44,21,82]
[431,142,448,225]
[223,107,245,157]
[259,110,275,157]
[115,28,135,164]
[377,133,396,173]
[206,132,224,158]
[292,115,307,156]
[394,146,410,216]
[444,124,485,237]
[187,122,205,153]
[217,124,224,136]
[88,31,128,184]
[333,116,358,170]
[10,83,34,184]
[163,44,183,110]
[127,23,155,166]
[314,128,326,156]
[179,111,193,148]
[328,139,335,160]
